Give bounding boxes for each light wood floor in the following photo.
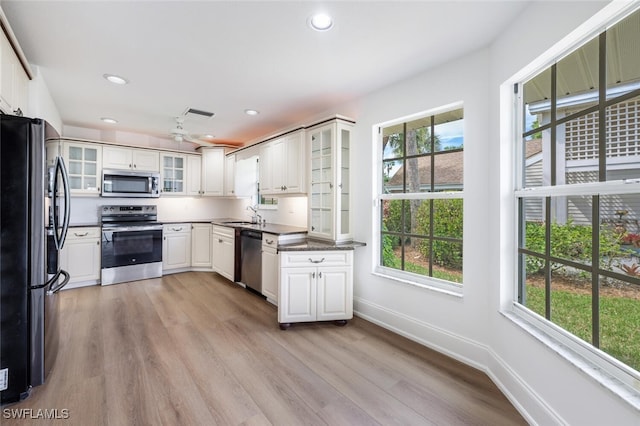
[5,272,526,425]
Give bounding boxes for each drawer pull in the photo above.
[309,258,325,264]
[172,227,183,232]
[266,239,274,245]
[218,239,224,243]
[74,232,89,237]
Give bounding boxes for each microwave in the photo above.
[102,169,160,198]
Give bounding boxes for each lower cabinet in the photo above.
[261,233,279,303]
[278,250,353,328]
[191,223,212,269]
[60,227,101,289]
[163,224,191,273]
[211,225,235,281]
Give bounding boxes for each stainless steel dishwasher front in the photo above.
[240,229,262,293]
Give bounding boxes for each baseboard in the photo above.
[353,297,559,425]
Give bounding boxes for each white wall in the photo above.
[335,0,638,424]
[226,196,308,228]
[27,65,62,133]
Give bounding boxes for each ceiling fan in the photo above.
[168,116,244,148]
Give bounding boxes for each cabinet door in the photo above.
[270,138,286,192]
[201,148,224,196]
[316,266,352,321]
[64,142,102,196]
[186,154,202,196]
[60,231,101,286]
[284,132,305,193]
[261,247,278,303]
[191,224,212,268]
[163,227,191,270]
[132,149,160,172]
[212,234,234,281]
[258,142,273,194]
[308,126,334,239]
[160,154,186,195]
[224,154,235,196]
[102,146,132,170]
[279,267,316,323]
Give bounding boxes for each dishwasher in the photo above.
[240,230,262,293]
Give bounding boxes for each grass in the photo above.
[525,285,640,372]
[384,256,463,283]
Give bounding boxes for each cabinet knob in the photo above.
[97,241,100,245]
[312,272,316,278]
[129,164,132,168]
[319,272,322,278]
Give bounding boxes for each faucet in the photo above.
[246,205,258,223]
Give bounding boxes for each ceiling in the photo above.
[1,1,529,147]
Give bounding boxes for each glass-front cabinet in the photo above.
[160,153,186,195]
[307,118,353,242]
[63,141,102,195]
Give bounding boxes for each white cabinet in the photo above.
[261,233,279,303]
[0,30,29,116]
[162,224,191,272]
[160,153,186,195]
[260,130,306,195]
[211,225,235,281]
[186,154,203,196]
[102,146,159,172]
[201,147,224,196]
[191,223,212,269]
[224,154,236,196]
[60,227,101,289]
[307,119,353,242]
[278,250,353,328]
[62,141,102,196]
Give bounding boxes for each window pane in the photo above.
[550,269,593,345]
[521,254,546,317]
[523,137,543,188]
[409,199,429,236]
[164,156,173,167]
[406,117,431,155]
[175,157,183,168]
[433,110,464,152]
[563,112,600,184]
[606,11,640,97]
[381,232,402,269]
[68,161,82,175]
[600,194,640,276]
[404,157,422,193]
[605,96,640,179]
[382,159,402,193]
[433,151,463,190]
[550,213,593,268]
[599,275,640,372]
[68,146,82,160]
[85,148,97,162]
[85,163,96,176]
[85,177,96,190]
[381,200,408,233]
[433,240,462,281]
[523,68,551,134]
[433,199,463,239]
[382,126,403,160]
[556,37,599,117]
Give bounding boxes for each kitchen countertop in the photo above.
[211,218,308,236]
[277,238,366,252]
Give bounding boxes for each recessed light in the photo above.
[308,13,333,31]
[245,109,259,116]
[103,74,129,85]
[101,117,118,124]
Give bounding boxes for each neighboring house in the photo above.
[525,95,640,232]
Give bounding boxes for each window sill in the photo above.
[502,305,640,412]
[373,267,463,298]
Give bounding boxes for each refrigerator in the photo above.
[0,114,70,404]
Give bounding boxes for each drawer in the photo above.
[280,250,352,267]
[262,233,278,249]
[212,225,234,238]
[163,223,190,234]
[67,227,101,240]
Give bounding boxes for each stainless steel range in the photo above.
[100,205,163,285]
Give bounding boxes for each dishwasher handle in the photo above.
[240,230,263,239]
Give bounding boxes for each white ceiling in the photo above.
[2,0,529,146]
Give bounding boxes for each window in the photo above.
[516,8,640,381]
[377,106,464,289]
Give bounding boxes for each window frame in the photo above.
[511,4,640,399]
[374,102,464,294]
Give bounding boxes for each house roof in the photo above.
[387,150,463,188]
[526,139,542,158]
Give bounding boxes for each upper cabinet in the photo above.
[0,28,28,116]
[63,141,102,196]
[160,153,186,195]
[102,146,159,172]
[224,154,236,196]
[186,154,203,196]
[260,129,306,196]
[307,119,353,242]
[200,147,224,196]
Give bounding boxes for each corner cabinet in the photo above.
[162,224,191,272]
[307,119,353,242]
[191,223,212,269]
[259,129,306,195]
[278,250,353,329]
